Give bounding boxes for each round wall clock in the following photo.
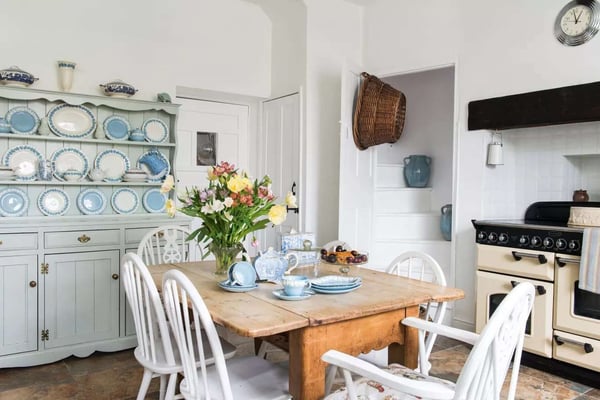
[554,0,600,46]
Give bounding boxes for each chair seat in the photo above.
[180,355,290,400]
[325,363,455,400]
[134,329,237,375]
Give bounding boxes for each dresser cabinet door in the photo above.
[43,251,119,349]
[0,255,38,356]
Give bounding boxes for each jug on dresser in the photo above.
[404,155,431,188]
[253,247,299,282]
[440,204,452,241]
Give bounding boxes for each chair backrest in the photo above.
[454,282,535,400]
[387,251,447,371]
[162,269,233,400]
[137,225,201,265]
[121,253,176,367]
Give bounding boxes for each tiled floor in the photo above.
[1,336,600,399]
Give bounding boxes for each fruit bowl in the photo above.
[320,246,369,265]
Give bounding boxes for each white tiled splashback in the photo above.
[481,121,600,219]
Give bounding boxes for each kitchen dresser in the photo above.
[0,86,190,367]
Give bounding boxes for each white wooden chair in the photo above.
[322,282,535,400]
[386,251,448,375]
[137,225,202,265]
[162,269,291,400]
[121,253,236,400]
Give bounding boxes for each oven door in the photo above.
[554,255,600,341]
[476,270,553,357]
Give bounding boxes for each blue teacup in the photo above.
[282,275,311,297]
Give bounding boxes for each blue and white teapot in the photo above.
[254,247,299,282]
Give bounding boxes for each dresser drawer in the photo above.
[0,233,38,251]
[44,230,120,249]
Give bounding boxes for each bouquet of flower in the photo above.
[161,161,296,273]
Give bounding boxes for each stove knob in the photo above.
[519,235,529,245]
[488,232,498,242]
[569,240,580,251]
[498,233,509,243]
[477,231,487,242]
[543,237,554,248]
[530,236,542,247]
[556,238,568,250]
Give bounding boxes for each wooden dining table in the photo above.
[149,261,464,400]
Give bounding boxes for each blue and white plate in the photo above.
[111,188,138,214]
[310,275,362,287]
[272,288,315,301]
[0,187,28,216]
[48,104,96,138]
[142,118,169,143]
[2,144,43,181]
[137,149,170,181]
[217,280,258,293]
[311,284,361,294]
[103,115,130,140]
[95,149,130,182]
[142,188,166,213]
[50,147,89,181]
[77,188,107,215]
[37,188,69,216]
[6,106,40,135]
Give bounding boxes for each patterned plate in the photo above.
[2,144,43,181]
[111,188,138,214]
[37,188,69,216]
[142,118,169,143]
[50,147,89,181]
[0,187,29,217]
[48,104,96,138]
[6,106,40,135]
[77,188,107,215]
[142,188,166,213]
[103,115,130,140]
[95,149,130,182]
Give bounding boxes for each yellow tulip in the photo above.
[227,175,247,193]
[160,175,175,194]
[285,191,297,208]
[165,199,176,217]
[268,204,287,225]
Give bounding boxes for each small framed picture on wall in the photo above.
[196,131,216,166]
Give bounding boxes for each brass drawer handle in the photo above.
[112,273,119,280]
[156,231,164,238]
[0,240,3,245]
[77,234,91,243]
[29,281,37,288]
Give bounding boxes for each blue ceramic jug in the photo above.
[403,155,431,188]
[440,204,452,241]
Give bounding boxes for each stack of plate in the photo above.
[0,165,14,180]
[310,275,362,294]
[123,169,147,182]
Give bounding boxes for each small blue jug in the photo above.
[440,204,452,241]
[403,155,431,188]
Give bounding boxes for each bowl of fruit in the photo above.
[320,244,368,265]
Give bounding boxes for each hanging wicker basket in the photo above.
[353,72,406,150]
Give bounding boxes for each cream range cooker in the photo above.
[473,201,600,388]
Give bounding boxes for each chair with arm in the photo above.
[137,225,202,265]
[322,282,535,400]
[121,253,236,400]
[162,269,291,400]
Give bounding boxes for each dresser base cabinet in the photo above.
[0,215,190,368]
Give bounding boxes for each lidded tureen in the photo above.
[0,66,38,87]
[99,79,137,98]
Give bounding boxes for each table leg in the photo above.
[388,305,419,368]
[288,308,409,400]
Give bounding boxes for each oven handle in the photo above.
[511,251,547,264]
[555,256,580,268]
[554,335,594,354]
[510,280,547,295]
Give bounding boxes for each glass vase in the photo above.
[210,242,243,275]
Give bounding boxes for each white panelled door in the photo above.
[339,64,375,252]
[261,93,301,250]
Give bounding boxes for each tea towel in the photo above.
[579,227,600,294]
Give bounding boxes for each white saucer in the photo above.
[272,288,314,301]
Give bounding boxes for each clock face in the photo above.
[560,5,592,35]
[555,0,600,46]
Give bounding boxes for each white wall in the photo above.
[362,0,600,330]
[303,0,363,245]
[380,67,454,210]
[2,0,272,100]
